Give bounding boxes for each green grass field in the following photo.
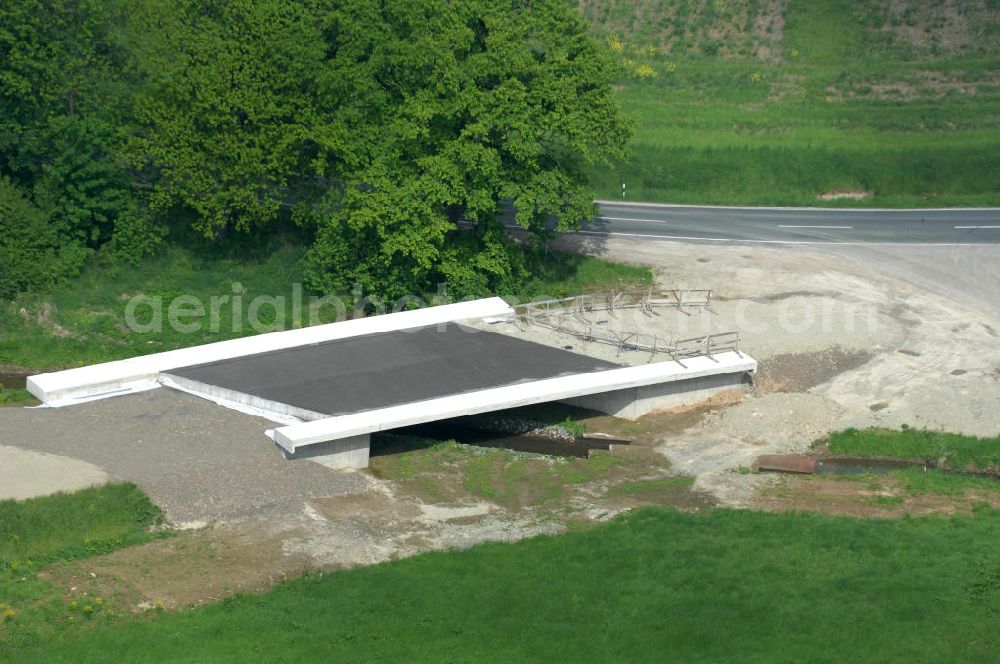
[0,484,163,564]
[0,243,651,372]
[4,434,1000,660]
[0,387,33,405]
[6,506,999,662]
[0,484,165,648]
[586,0,1000,206]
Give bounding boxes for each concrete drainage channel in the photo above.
[755,454,1000,481]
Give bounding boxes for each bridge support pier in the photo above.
[278,433,371,469]
[559,370,750,419]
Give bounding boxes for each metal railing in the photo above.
[513,288,713,323]
[512,289,740,364]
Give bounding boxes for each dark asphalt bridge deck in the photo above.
[165,324,620,418]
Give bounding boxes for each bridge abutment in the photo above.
[559,370,750,419]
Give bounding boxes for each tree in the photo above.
[127,0,633,296]
[124,0,334,238]
[0,178,88,298]
[304,0,632,297]
[0,0,139,251]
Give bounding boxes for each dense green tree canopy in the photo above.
[1,0,630,298]
[0,177,88,298]
[0,0,136,248]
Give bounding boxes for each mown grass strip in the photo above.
[7,506,999,662]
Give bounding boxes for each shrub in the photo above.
[0,177,88,299]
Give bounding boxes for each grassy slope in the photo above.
[824,427,1000,496]
[8,507,1000,662]
[0,387,32,404]
[887,466,1000,497]
[826,427,1000,470]
[587,0,1000,206]
[0,484,165,648]
[0,244,651,372]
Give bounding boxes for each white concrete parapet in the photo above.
[269,351,756,455]
[27,298,514,406]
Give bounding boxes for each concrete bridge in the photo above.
[28,298,756,469]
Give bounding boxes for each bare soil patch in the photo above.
[754,347,875,394]
[36,438,715,611]
[827,70,1000,103]
[753,474,1000,518]
[880,0,999,57]
[578,0,786,59]
[818,190,873,201]
[577,395,741,443]
[42,521,312,612]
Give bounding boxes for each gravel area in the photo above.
[656,393,844,506]
[0,389,367,523]
[553,233,1000,436]
[547,234,1000,506]
[478,292,900,365]
[703,392,845,448]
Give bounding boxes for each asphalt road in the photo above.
[585,201,1000,245]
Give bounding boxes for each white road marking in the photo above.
[954,225,1000,229]
[597,216,668,223]
[572,229,984,247]
[777,225,853,229]
[497,221,996,245]
[596,199,1000,213]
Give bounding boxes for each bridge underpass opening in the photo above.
[369,402,626,460]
